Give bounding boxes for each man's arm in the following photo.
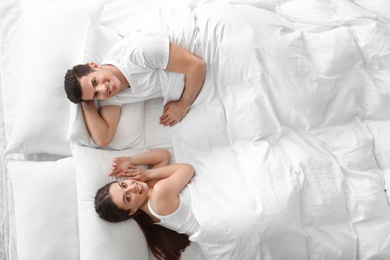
[81,101,121,147]
[160,42,206,126]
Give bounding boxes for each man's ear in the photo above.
[128,209,138,216]
[87,62,100,69]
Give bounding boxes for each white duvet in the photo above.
[169,1,390,259]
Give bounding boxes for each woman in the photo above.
[95,150,199,260]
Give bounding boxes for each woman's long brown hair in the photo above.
[95,182,191,260]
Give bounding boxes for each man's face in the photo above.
[79,68,121,101]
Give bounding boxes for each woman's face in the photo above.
[109,179,150,215]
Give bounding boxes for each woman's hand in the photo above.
[116,165,149,181]
[109,157,132,177]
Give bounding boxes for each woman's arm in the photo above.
[147,163,193,183]
[129,149,170,168]
[150,164,195,215]
[159,42,206,126]
[81,101,121,147]
[109,150,170,177]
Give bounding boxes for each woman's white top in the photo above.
[147,186,200,236]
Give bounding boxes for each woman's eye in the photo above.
[121,182,126,188]
[125,194,130,201]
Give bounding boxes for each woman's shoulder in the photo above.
[151,180,176,201]
[150,184,180,216]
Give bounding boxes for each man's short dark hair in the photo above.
[64,64,94,103]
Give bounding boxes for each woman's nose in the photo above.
[126,183,136,193]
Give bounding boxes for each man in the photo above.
[65,32,206,147]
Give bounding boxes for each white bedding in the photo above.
[170,1,390,259]
[1,0,390,259]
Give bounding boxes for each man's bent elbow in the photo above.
[198,60,207,79]
[93,135,113,147]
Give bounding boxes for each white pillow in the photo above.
[70,144,150,260]
[4,1,104,156]
[7,158,79,260]
[144,98,173,149]
[67,18,146,150]
[79,18,123,64]
[67,101,145,150]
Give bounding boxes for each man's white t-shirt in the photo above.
[99,32,170,107]
[98,5,200,107]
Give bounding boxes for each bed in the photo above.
[1,0,390,259]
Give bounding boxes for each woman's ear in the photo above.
[128,209,138,216]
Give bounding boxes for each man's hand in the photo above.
[162,43,206,127]
[159,100,190,127]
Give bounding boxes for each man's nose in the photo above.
[96,83,107,93]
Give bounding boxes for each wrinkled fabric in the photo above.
[169,1,390,259]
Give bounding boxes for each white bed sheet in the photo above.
[1,0,23,259]
[169,1,390,259]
